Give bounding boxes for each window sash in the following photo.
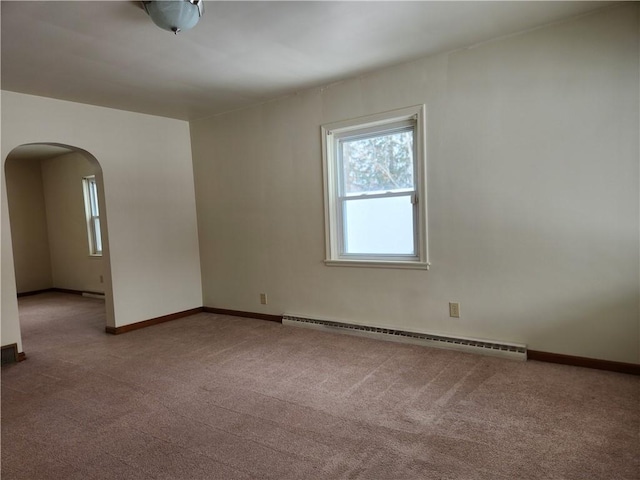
[336,124,416,197]
[90,216,102,255]
[88,179,99,216]
[338,193,419,259]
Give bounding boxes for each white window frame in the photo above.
[321,105,429,269]
[82,175,102,257]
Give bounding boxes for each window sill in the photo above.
[324,259,430,270]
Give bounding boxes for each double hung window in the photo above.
[82,175,102,256]
[321,105,429,269]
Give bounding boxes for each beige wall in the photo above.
[1,92,203,353]
[41,152,103,293]
[4,157,53,293]
[190,5,639,363]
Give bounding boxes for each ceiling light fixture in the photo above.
[142,0,204,34]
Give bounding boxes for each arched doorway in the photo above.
[3,143,115,358]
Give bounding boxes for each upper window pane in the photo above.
[89,179,99,216]
[341,129,414,195]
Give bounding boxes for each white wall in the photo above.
[41,152,104,293]
[190,4,639,363]
[1,92,203,351]
[5,157,53,293]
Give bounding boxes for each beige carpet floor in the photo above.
[2,292,638,479]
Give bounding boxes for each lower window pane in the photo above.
[343,195,414,255]
[93,217,102,253]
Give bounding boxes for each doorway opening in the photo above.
[4,143,115,357]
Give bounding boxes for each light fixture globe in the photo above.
[142,0,204,34]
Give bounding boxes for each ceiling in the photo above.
[5,144,75,163]
[1,1,615,121]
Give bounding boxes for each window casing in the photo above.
[321,105,429,269]
[82,175,102,256]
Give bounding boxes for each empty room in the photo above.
[1,1,638,479]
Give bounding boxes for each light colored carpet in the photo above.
[2,292,638,479]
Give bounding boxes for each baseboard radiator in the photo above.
[282,314,527,361]
[82,292,105,299]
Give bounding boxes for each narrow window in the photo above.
[82,175,102,256]
[322,105,428,269]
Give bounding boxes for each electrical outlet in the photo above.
[260,293,268,305]
[449,302,460,318]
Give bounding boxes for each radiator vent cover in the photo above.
[1,344,18,365]
[282,314,526,361]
